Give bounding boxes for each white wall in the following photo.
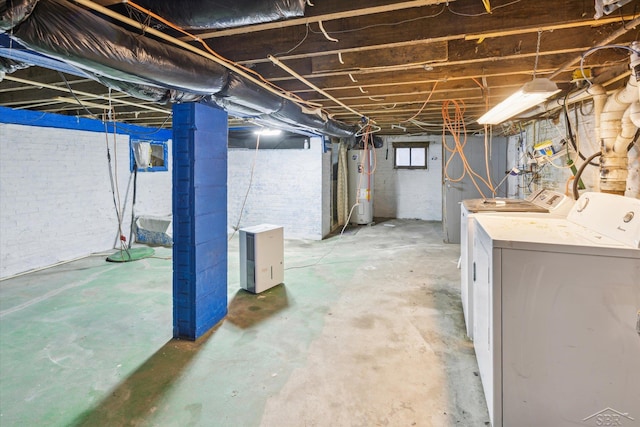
[0,123,172,278]
[1,120,331,278]
[134,151,173,218]
[373,135,443,220]
[227,136,328,240]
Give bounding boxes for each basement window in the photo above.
[130,139,168,172]
[228,129,310,149]
[394,142,429,169]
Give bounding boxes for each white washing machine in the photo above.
[472,192,640,427]
[460,189,573,339]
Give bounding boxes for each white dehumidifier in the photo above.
[239,224,284,293]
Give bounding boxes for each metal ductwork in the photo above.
[0,0,356,138]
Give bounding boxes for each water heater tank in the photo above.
[347,149,374,225]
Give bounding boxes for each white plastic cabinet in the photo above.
[239,224,284,293]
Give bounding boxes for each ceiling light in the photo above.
[254,128,282,136]
[477,78,560,125]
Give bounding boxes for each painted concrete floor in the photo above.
[0,219,489,426]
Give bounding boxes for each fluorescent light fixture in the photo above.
[254,128,282,136]
[477,78,560,125]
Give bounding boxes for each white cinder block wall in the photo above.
[227,136,328,240]
[516,104,640,198]
[373,135,443,220]
[0,122,172,278]
[134,151,173,218]
[1,119,330,278]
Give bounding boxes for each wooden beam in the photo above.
[250,24,634,80]
[274,48,586,84]
[310,41,448,73]
[464,13,639,41]
[549,15,640,79]
[273,58,574,93]
[204,0,635,63]
[1,76,170,114]
[91,0,122,5]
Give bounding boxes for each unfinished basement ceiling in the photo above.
[1,0,639,134]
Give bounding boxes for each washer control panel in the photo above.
[568,192,640,248]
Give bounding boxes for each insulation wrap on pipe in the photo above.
[0,0,38,32]
[217,73,285,115]
[129,0,306,30]
[9,0,231,94]
[600,77,640,194]
[0,0,356,137]
[93,74,206,104]
[631,102,640,128]
[0,56,30,78]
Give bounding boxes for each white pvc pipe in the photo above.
[613,106,636,153]
[631,102,640,128]
[590,84,607,150]
[600,76,640,194]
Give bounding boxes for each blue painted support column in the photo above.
[172,102,228,340]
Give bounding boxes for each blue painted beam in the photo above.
[0,105,171,140]
[172,102,228,340]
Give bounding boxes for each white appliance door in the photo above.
[460,205,473,339]
[501,250,640,427]
[473,231,500,425]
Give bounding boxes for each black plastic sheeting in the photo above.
[0,0,37,32]
[0,0,356,138]
[128,0,306,30]
[9,0,231,94]
[92,74,206,104]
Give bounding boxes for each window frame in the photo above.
[130,139,169,172]
[393,142,429,170]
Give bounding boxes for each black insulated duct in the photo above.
[0,56,29,78]
[0,0,356,138]
[0,0,37,32]
[93,74,206,104]
[126,0,306,30]
[7,0,231,94]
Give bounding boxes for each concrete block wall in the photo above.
[519,105,640,198]
[373,135,443,220]
[227,136,327,240]
[0,122,172,278]
[134,149,173,218]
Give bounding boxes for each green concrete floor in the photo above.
[0,220,489,426]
